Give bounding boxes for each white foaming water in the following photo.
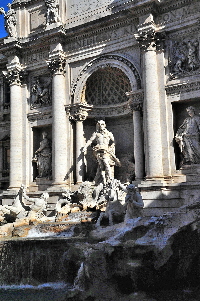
[26,228,56,238]
[0,282,69,290]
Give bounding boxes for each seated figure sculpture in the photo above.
[119,183,144,221]
[83,120,120,185]
[175,106,200,165]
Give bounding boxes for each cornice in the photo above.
[165,81,200,95]
[157,0,196,14]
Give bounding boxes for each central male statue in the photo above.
[83,120,120,184]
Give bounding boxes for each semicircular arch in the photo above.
[71,54,141,104]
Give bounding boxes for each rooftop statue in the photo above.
[83,120,121,185]
[45,0,61,24]
[0,3,17,38]
[175,106,200,165]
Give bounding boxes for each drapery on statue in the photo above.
[175,106,200,165]
[83,120,121,185]
[44,0,60,24]
[0,3,17,38]
[33,132,52,178]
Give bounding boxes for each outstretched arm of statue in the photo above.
[83,132,96,153]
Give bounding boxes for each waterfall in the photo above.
[0,239,72,285]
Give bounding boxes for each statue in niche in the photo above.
[83,120,121,185]
[31,77,51,108]
[45,0,60,24]
[119,183,144,221]
[33,132,52,178]
[0,3,17,38]
[175,106,200,165]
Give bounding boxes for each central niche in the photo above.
[85,66,131,105]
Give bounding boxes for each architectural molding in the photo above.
[27,110,52,122]
[165,81,200,95]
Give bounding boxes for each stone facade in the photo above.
[0,0,200,214]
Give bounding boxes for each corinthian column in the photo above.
[135,26,165,179]
[47,43,67,186]
[66,103,92,184]
[3,56,24,189]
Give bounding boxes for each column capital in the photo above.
[47,57,66,75]
[47,42,66,75]
[126,90,144,112]
[3,58,26,85]
[135,26,165,51]
[66,103,93,122]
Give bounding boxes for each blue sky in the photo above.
[0,0,11,38]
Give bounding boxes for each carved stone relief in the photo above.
[169,38,200,79]
[30,76,52,109]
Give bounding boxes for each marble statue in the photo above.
[45,0,60,24]
[175,106,200,165]
[119,183,144,221]
[22,188,49,221]
[0,3,17,38]
[83,120,121,185]
[33,132,52,178]
[96,179,125,226]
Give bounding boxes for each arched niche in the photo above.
[71,55,141,182]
